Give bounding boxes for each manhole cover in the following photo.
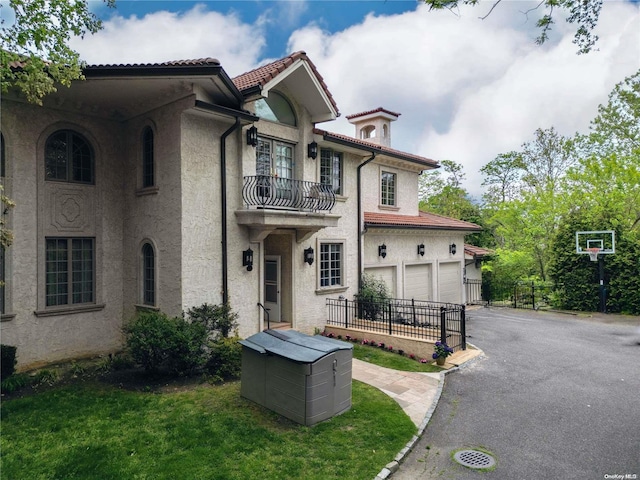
[453,449,496,469]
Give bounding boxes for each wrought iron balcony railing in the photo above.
[242,175,336,212]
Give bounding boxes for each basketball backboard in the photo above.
[575,230,615,255]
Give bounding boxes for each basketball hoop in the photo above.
[587,247,601,262]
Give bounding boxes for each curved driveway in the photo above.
[393,308,640,480]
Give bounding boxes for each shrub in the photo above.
[123,311,206,375]
[357,273,391,321]
[206,336,242,380]
[1,344,17,379]
[1,373,29,394]
[185,303,238,340]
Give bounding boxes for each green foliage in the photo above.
[184,302,239,340]
[357,273,391,320]
[0,372,29,393]
[1,344,17,379]
[33,369,58,386]
[549,212,640,314]
[205,336,242,381]
[422,0,603,54]
[123,310,207,375]
[1,0,115,105]
[1,185,15,250]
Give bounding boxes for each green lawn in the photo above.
[352,343,443,373]
[1,379,415,480]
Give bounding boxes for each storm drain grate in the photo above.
[453,449,496,469]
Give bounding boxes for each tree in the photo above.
[480,152,523,205]
[423,0,603,54]
[580,69,640,157]
[1,0,115,105]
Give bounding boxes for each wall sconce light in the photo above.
[417,243,425,256]
[242,248,254,271]
[449,243,457,255]
[378,244,387,258]
[246,126,258,147]
[304,247,314,265]
[307,141,318,159]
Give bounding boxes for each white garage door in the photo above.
[439,262,462,304]
[404,264,432,301]
[364,266,396,298]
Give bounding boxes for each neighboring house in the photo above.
[1,51,480,369]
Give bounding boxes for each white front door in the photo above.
[264,256,281,322]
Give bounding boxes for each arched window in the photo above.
[360,125,375,140]
[142,127,154,188]
[45,130,94,184]
[142,242,155,305]
[254,91,297,126]
[383,124,388,138]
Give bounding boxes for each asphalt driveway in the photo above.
[392,307,640,480]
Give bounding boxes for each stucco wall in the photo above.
[122,100,187,322]
[1,99,125,369]
[360,161,420,215]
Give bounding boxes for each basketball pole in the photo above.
[598,254,606,313]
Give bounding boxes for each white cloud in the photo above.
[287,2,640,198]
[71,4,266,74]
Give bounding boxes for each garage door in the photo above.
[404,264,432,301]
[364,266,396,298]
[439,262,461,304]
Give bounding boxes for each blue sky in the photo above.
[98,1,421,60]
[70,1,640,196]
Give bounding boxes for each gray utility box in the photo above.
[240,330,353,426]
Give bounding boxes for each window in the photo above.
[254,91,296,126]
[45,130,94,184]
[320,243,343,287]
[142,127,154,188]
[320,148,342,195]
[45,238,94,307]
[381,171,396,206]
[142,242,155,306]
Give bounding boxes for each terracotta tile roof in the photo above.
[346,107,401,120]
[314,128,438,169]
[232,51,339,114]
[84,58,221,69]
[464,244,493,257]
[364,211,482,231]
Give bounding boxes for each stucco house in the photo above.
[1,51,480,369]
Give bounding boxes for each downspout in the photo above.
[220,118,241,305]
[357,152,377,292]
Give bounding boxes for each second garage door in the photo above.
[404,264,433,301]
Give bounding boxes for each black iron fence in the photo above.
[326,297,466,351]
[464,278,484,305]
[483,280,556,310]
[242,175,336,212]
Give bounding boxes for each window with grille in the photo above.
[45,130,94,184]
[142,242,155,306]
[320,149,342,195]
[320,243,343,287]
[46,238,94,307]
[381,171,396,206]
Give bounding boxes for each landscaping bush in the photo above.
[356,273,391,321]
[1,344,17,379]
[206,336,242,381]
[123,311,206,375]
[185,303,238,340]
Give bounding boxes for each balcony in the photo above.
[242,175,336,212]
[236,176,341,243]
